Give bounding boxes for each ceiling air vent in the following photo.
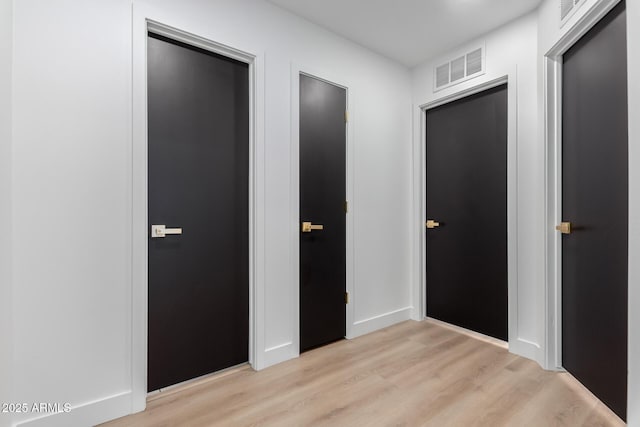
[434,44,485,92]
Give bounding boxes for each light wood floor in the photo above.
[102,320,625,427]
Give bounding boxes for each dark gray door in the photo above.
[561,1,628,420]
[147,33,249,391]
[426,84,508,341]
[299,74,346,352]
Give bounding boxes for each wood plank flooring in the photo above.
[101,320,625,427]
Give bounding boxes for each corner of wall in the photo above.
[349,307,414,339]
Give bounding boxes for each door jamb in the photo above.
[290,64,355,354]
[543,0,623,371]
[417,73,518,350]
[132,13,265,411]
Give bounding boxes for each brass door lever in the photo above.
[302,222,324,233]
[555,222,571,234]
[151,224,183,238]
[426,220,440,229]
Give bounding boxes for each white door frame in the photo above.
[416,72,519,349]
[543,0,623,371]
[290,64,355,352]
[131,8,265,411]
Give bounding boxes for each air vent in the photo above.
[561,0,585,22]
[436,63,450,88]
[434,44,485,91]
[451,56,465,82]
[561,0,574,19]
[466,49,482,75]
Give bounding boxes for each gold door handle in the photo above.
[302,221,324,233]
[426,219,440,229]
[555,222,571,234]
[151,224,183,238]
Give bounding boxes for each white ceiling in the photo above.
[267,0,542,67]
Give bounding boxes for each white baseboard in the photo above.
[424,318,545,368]
[348,306,413,339]
[260,341,297,370]
[425,317,508,349]
[257,308,413,370]
[14,391,131,427]
[510,337,544,367]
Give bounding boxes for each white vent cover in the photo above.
[450,56,465,82]
[561,0,574,19]
[436,63,450,88]
[434,44,485,92]
[466,49,483,75]
[561,0,585,22]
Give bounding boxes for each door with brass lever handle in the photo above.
[302,222,324,233]
[151,224,183,238]
[426,219,440,229]
[555,222,571,234]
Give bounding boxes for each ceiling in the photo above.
[267,0,542,67]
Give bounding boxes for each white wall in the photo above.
[12,1,133,426]
[9,0,412,425]
[411,13,545,365]
[0,1,13,427]
[537,0,639,424]
[11,0,635,425]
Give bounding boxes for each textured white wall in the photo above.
[0,0,12,427]
[10,0,412,425]
[411,13,545,365]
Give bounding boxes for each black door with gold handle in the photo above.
[299,74,346,352]
[561,2,628,420]
[147,33,249,392]
[426,84,508,341]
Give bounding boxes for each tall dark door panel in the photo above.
[561,1,628,420]
[147,33,249,391]
[426,84,508,341]
[299,74,346,352]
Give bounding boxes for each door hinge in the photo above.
[345,110,349,123]
[344,200,348,214]
[345,291,349,304]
